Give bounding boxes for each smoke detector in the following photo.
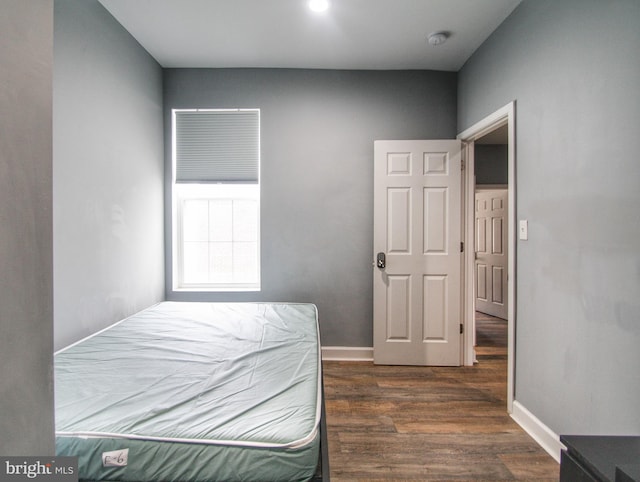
[428,31,450,46]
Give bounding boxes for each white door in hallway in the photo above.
[475,189,508,320]
[373,140,462,366]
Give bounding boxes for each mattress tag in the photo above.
[102,448,129,467]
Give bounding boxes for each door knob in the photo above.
[376,252,386,269]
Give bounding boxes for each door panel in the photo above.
[475,189,508,319]
[387,275,410,340]
[374,140,462,366]
[492,266,504,303]
[424,188,447,252]
[477,263,487,300]
[423,275,447,340]
[388,188,410,252]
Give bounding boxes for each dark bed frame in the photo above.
[311,375,330,482]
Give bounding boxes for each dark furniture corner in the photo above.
[560,435,640,482]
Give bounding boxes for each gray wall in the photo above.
[53,0,165,350]
[459,0,640,435]
[475,145,507,185]
[0,0,55,455]
[164,69,457,346]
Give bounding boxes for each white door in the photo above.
[475,189,508,319]
[373,140,462,366]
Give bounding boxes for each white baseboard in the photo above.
[511,400,566,463]
[321,346,373,361]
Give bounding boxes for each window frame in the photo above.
[171,108,261,292]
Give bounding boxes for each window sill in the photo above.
[173,286,261,293]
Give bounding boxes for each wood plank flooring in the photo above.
[475,311,508,358]
[323,313,559,481]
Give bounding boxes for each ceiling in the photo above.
[476,124,508,145]
[98,0,521,71]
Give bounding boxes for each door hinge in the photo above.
[460,323,464,334]
[461,159,465,170]
[460,242,464,253]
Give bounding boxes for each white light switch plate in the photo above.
[519,220,528,240]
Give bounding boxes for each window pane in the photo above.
[209,242,233,283]
[209,199,233,242]
[183,241,209,283]
[174,182,260,290]
[233,242,259,283]
[182,200,208,242]
[233,200,258,242]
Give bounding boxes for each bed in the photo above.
[55,301,328,481]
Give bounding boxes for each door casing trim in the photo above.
[457,101,516,413]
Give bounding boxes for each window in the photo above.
[172,109,260,291]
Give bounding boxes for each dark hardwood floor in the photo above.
[322,313,559,481]
[475,311,508,358]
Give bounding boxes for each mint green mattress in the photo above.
[55,302,321,481]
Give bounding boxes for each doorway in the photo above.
[458,102,516,412]
[474,125,509,365]
[474,127,509,322]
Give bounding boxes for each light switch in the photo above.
[519,220,528,240]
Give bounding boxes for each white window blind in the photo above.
[174,109,259,183]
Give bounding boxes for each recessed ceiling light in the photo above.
[308,0,330,13]
[428,31,450,46]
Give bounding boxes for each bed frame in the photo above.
[312,385,331,482]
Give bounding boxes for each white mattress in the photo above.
[55,302,321,481]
